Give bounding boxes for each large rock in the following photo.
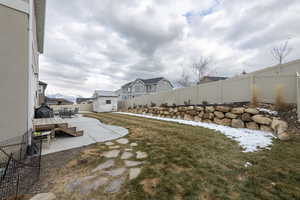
[245,108,259,115]
[215,106,231,112]
[198,111,204,118]
[213,118,223,125]
[252,115,272,125]
[205,106,215,113]
[271,118,288,135]
[183,114,194,121]
[187,110,198,116]
[278,132,290,141]
[203,113,214,120]
[246,122,259,130]
[30,193,56,200]
[260,125,272,132]
[225,112,238,119]
[231,119,245,128]
[231,107,245,114]
[221,118,231,126]
[187,106,194,110]
[241,113,252,122]
[202,119,212,123]
[195,106,204,111]
[194,116,202,122]
[214,111,224,119]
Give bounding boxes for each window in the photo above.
[106,100,111,104]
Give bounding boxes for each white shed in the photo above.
[93,90,118,112]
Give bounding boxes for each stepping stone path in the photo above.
[121,152,134,159]
[109,145,120,149]
[129,168,141,180]
[124,160,143,167]
[105,141,114,146]
[116,138,129,144]
[104,168,126,177]
[136,151,148,159]
[30,193,56,200]
[103,150,120,158]
[63,137,148,197]
[130,142,138,147]
[92,160,115,172]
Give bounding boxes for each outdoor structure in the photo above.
[0,0,46,144]
[38,81,47,106]
[76,97,94,104]
[93,90,118,112]
[119,59,300,119]
[119,77,173,100]
[46,97,74,105]
[199,76,228,84]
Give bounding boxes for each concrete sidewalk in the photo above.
[42,116,128,155]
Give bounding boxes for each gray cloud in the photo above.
[40,0,300,97]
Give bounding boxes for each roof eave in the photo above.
[35,0,46,53]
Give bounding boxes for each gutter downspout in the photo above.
[27,0,33,147]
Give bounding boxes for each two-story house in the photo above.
[0,0,46,145]
[119,77,173,100]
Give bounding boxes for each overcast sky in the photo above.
[40,0,300,97]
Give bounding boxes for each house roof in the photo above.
[76,97,94,104]
[94,90,118,97]
[34,0,46,53]
[39,81,47,86]
[201,76,228,81]
[121,77,173,88]
[45,97,73,104]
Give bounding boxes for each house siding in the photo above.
[0,4,29,143]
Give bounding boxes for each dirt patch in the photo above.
[140,178,160,196]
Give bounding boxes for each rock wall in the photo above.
[127,105,290,140]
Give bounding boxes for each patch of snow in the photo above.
[115,112,275,153]
[244,162,252,168]
[257,108,278,116]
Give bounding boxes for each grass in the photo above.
[81,113,300,200]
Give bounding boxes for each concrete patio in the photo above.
[41,116,128,155]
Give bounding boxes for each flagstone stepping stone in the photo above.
[104,168,126,177]
[103,150,120,158]
[116,138,129,144]
[66,176,96,192]
[30,193,56,200]
[129,168,141,180]
[109,145,120,149]
[105,142,114,146]
[124,160,143,167]
[125,148,132,151]
[121,152,134,159]
[130,143,138,147]
[92,160,115,173]
[105,177,126,193]
[136,151,148,159]
[80,177,108,195]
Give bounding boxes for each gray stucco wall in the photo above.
[0,5,28,143]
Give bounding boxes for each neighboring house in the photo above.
[38,81,47,106]
[46,97,74,105]
[93,90,118,112]
[120,77,173,100]
[0,0,46,144]
[76,98,94,104]
[198,76,228,84]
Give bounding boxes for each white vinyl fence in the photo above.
[120,74,300,119]
[50,104,93,112]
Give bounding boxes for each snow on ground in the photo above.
[257,108,278,116]
[115,112,275,152]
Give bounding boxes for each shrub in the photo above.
[172,103,177,107]
[128,106,132,110]
[202,101,208,105]
[133,104,137,109]
[275,85,288,111]
[150,102,156,107]
[251,84,259,107]
[184,99,191,105]
[160,103,168,107]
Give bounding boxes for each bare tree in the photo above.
[192,56,210,83]
[271,40,293,64]
[176,70,192,87]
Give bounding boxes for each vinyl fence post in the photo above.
[297,72,300,120]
